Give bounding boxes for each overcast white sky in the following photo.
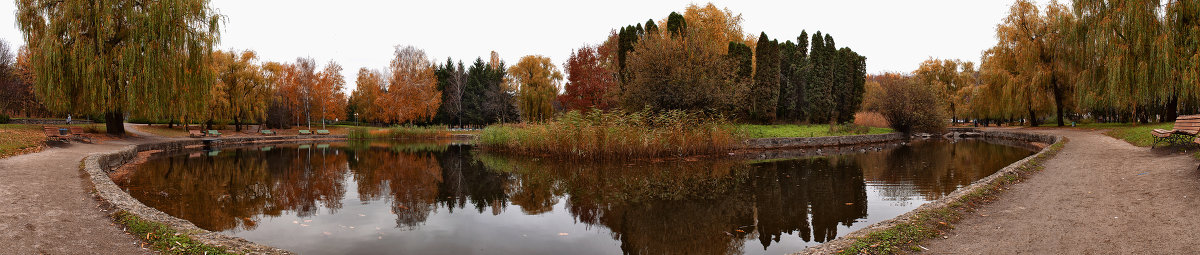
[0,0,1026,92]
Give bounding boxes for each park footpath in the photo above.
[921,129,1200,254]
[0,124,166,254]
[0,123,315,254]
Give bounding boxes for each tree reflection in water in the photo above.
[116,139,1030,254]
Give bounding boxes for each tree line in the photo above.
[10,1,871,135]
[352,3,872,127]
[588,4,867,124]
[947,0,1200,126]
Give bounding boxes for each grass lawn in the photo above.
[1072,122,1173,147]
[737,124,895,139]
[131,124,191,137]
[0,123,108,158]
[0,124,48,159]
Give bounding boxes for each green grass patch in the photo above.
[1071,122,1174,147]
[737,124,894,139]
[113,211,235,254]
[838,139,1066,254]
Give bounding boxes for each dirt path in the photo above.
[924,129,1200,254]
[0,140,152,254]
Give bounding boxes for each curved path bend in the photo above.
[0,124,181,254]
[925,129,1200,254]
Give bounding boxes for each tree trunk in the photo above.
[950,103,956,126]
[1053,86,1065,127]
[1167,95,1179,122]
[235,117,242,132]
[1028,108,1038,127]
[105,111,125,136]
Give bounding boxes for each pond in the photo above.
[113,139,1034,255]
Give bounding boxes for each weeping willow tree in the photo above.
[1071,0,1166,123]
[1163,0,1200,120]
[17,0,221,135]
[977,0,1062,126]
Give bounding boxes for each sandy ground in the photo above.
[924,129,1200,254]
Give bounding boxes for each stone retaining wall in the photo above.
[79,130,1058,255]
[9,118,95,125]
[742,133,905,150]
[82,135,348,255]
[798,130,1064,254]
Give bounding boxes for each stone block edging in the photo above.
[83,135,348,255]
[797,130,1062,254]
[9,118,95,125]
[742,133,906,150]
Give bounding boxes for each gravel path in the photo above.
[924,129,1200,254]
[0,141,152,254]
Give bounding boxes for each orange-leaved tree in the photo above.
[313,61,347,129]
[349,68,387,124]
[386,46,441,124]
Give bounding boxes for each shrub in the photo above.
[348,127,371,139]
[479,110,743,160]
[0,114,9,124]
[868,73,947,134]
[853,112,890,128]
[348,126,447,139]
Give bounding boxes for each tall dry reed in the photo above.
[479,110,743,160]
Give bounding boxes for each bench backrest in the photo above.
[1175,115,1200,132]
[261,130,274,135]
[316,130,330,135]
[43,127,61,137]
[207,130,221,135]
[299,130,312,135]
[68,127,85,135]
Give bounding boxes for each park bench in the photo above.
[1152,115,1200,148]
[188,129,205,138]
[316,130,330,135]
[260,130,276,136]
[206,130,222,138]
[42,126,69,142]
[298,130,312,136]
[67,127,93,143]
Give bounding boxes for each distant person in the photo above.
[66,114,72,125]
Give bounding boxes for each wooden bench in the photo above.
[1153,115,1200,148]
[43,127,69,142]
[67,127,93,143]
[298,130,312,135]
[260,130,276,136]
[316,130,330,135]
[188,130,205,138]
[206,130,222,137]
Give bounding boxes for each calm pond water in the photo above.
[114,139,1033,255]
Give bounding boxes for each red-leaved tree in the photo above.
[559,45,616,111]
